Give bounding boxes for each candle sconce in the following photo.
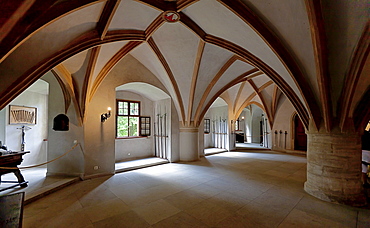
[101,107,111,122]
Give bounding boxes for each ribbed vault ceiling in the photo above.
[0,0,368,130]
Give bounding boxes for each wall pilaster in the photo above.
[179,125,200,161]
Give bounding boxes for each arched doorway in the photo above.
[233,104,270,149]
[203,97,228,154]
[294,114,307,151]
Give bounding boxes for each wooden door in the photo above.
[294,115,307,151]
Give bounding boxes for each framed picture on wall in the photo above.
[9,105,37,125]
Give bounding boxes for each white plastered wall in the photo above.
[204,105,229,149]
[0,86,48,167]
[153,98,172,161]
[272,95,298,152]
[44,72,85,177]
[251,107,263,144]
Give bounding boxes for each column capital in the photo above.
[179,126,199,133]
[308,118,358,134]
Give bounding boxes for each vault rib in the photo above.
[305,0,332,132]
[233,82,246,114]
[218,0,321,130]
[248,80,273,127]
[205,34,310,129]
[193,55,239,125]
[97,0,121,40]
[196,68,259,126]
[52,64,83,125]
[90,41,143,101]
[81,46,101,121]
[187,40,205,126]
[338,22,370,131]
[148,37,186,124]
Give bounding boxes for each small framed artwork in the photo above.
[9,105,37,125]
[204,119,210,134]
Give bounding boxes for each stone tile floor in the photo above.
[115,158,169,173]
[20,150,370,227]
[0,167,79,203]
[0,158,170,203]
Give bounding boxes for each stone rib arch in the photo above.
[0,0,321,133]
[196,68,260,127]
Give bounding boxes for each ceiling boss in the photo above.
[162,11,180,23]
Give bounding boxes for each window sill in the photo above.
[115,136,149,139]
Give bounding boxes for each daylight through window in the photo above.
[116,100,140,137]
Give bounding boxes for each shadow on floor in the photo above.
[0,157,169,204]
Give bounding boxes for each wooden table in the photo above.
[0,151,29,192]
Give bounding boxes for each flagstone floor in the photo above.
[21,149,370,227]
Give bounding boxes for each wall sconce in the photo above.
[241,116,244,120]
[101,107,111,122]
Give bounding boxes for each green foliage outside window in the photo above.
[116,100,140,137]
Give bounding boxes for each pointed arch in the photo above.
[197,68,260,126]
[90,41,143,101]
[233,81,246,114]
[248,80,273,127]
[51,65,83,125]
[217,0,321,129]
[338,22,370,131]
[193,55,240,124]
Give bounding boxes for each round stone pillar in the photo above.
[304,130,366,206]
[179,126,200,161]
